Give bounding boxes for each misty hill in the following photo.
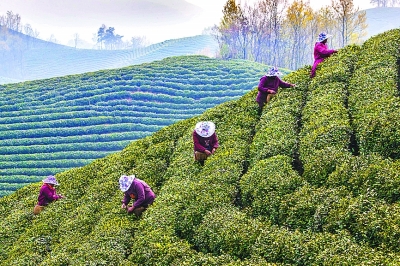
[0,29,399,265]
[365,7,400,38]
[0,0,204,42]
[0,55,275,197]
[0,30,218,83]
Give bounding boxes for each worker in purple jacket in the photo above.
[193,121,219,166]
[33,175,64,215]
[256,67,295,113]
[119,175,156,217]
[310,32,338,78]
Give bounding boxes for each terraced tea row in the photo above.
[0,55,272,196]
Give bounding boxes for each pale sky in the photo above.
[0,0,375,47]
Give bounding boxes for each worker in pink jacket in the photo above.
[119,175,156,217]
[310,32,338,78]
[193,121,219,166]
[33,175,64,215]
[256,67,295,113]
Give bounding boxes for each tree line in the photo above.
[212,0,372,70]
[95,24,147,50]
[371,0,400,7]
[0,11,147,50]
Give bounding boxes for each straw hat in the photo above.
[119,175,135,192]
[317,32,332,42]
[195,121,215,138]
[42,175,59,185]
[265,67,282,77]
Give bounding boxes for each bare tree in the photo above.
[246,2,269,62]
[390,0,400,6]
[130,36,148,49]
[284,0,314,69]
[73,33,80,48]
[47,34,58,44]
[97,24,106,49]
[23,23,34,37]
[215,0,246,59]
[370,0,400,6]
[258,0,288,66]
[0,11,22,32]
[314,6,337,51]
[331,0,367,47]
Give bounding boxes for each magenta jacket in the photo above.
[37,184,62,206]
[256,76,292,104]
[122,178,156,208]
[310,42,336,78]
[193,131,219,153]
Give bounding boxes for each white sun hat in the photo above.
[265,66,282,77]
[119,175,135,192]
[195,121,215,138]
[317,32,332,42]
[42,175,59,185]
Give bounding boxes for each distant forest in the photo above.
[213,0,370,70]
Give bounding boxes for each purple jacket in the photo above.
[123,178,156,208]
[37,184,62,206]
[310,42,336,78]
[193,131,219,153]
[256,76,292,104]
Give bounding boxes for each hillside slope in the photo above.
[365,7,400,38]
[0,29,400,265]
[0,33,218,83]
[0,55,275,197]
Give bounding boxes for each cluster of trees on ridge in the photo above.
[371,0,400,6]
[0,29,400,265]
[0,55,271,197]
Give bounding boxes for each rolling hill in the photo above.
[0,32,218,83]
[0,29,399,265]
[0,55,278,197]
[365,7,400,38]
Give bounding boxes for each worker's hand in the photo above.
[205,150,212,155]
[121,203,127,209]
[211,148,216,154]
[127,206,135,214]
[333,50,338,53]
[267,89,276,94]
[291,84,296,88]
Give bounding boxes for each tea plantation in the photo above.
[0,55,275,197]
[0,29,400,265]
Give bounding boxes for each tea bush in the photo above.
[194,205,264,259]
[2,30,400,265]
[348,29,400,159]
[240,155,305,223]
